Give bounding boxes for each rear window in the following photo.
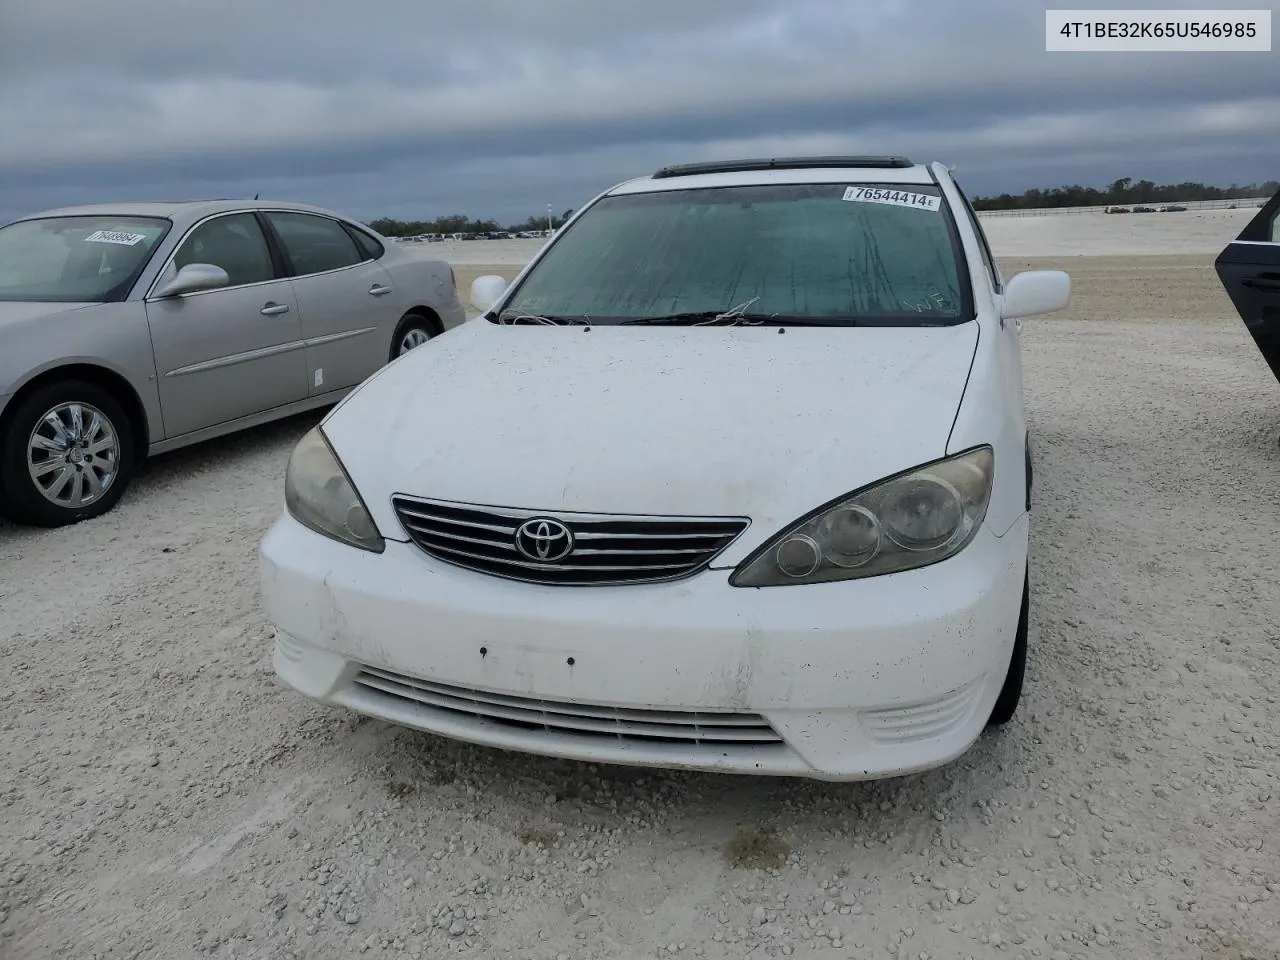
[0,216,170,302]
[499,182,970,326]
[265,211,364,275]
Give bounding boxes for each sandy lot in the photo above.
[981,207,1262,258]
[3,218,1280,959]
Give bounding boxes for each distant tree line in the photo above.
[367,209,575,238]
[970,177,1279,211]
[366,177,1279,234]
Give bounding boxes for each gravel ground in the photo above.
[2,253,1279,960]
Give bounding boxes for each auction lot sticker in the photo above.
[842,186,942,212]
[84,230,147,245]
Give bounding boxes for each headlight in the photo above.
[284,426,385,553]
[730,446,993,587]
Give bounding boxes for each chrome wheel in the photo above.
[26,402,120,509]
[398,326,431,355]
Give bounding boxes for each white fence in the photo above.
[977,196,1269,218]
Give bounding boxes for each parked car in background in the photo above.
[0,199,466,527]
[260,155,1072,783]
[1215,187,1280,386]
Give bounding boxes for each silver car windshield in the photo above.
[498,183,972,326]
[0,215,171,303]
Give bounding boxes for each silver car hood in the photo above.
[0,301,99,327]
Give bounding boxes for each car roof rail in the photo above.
[651,156,915,179]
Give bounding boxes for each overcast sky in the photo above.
[1,0,1276,226]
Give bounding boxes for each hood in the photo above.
[0,301,98,328]
[324,319,981,560]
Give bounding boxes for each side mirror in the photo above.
[153,263,230,298]
[998,269,1071,320]
[470,274,508,313]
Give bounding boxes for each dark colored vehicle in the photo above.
[1215,189,1280,385]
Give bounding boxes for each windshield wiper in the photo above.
[623,297,764,326]
[625,296,749,326]
[493,311,590,326]
[622,296,837,327]
[621,312,839,327]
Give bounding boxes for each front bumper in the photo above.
[259,511,1028,781]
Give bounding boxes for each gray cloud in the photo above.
[1,0,1276,225]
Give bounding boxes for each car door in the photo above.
[1214,189,1280,384]
[144,211,308,438]
[261,210,400,396]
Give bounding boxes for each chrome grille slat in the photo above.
[354,668,782,745]
[392,496,750,586]
[402,525,511,550]
[573,530,732,541]
[571,546,710,556]
[396,506,516,535]
[420,540,693,573]
[403,519,721,555]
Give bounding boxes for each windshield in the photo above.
[0,215,170,302]
[497,182,970,326]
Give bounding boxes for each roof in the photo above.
[609,157,939,196]
[10,198,350,225]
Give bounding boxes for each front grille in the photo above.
[354,667,782,745]
[391,496,749,586]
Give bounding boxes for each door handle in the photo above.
[369,284,393,296]
[1242,276,1280,292]
[260,302,291,316]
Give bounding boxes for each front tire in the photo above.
[0,380,136,527]
[986,568,1029,727]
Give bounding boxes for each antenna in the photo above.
[253,193,259,200]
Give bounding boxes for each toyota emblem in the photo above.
[513,517,575,563]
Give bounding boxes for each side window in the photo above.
[266,212,363,276]
[347,225,385,260]
[174,213,275,287]
[1270,210,1279,243]
[952,181,1002,292]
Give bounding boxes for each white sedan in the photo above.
[258,156,1071,782]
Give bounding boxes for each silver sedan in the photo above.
[0,199,466,527]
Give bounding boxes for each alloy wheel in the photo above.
[26,402,120,509]
[398,327,431,355]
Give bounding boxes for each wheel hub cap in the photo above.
[400,328,430,354]
[26,402,120,509]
